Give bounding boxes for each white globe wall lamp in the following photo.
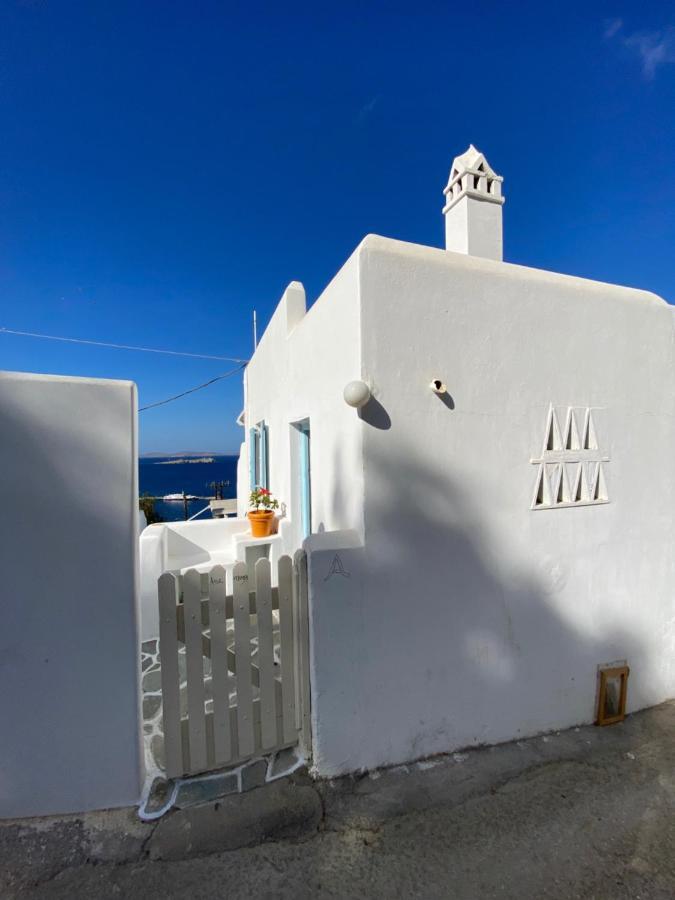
[343,380,371,409]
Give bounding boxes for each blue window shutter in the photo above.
[249,428,258,490]
[260,423,269,489]
[299,422,311,538]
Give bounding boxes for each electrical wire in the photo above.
[139,364,246,411]
[0,327,249,364]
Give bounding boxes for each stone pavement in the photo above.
[2,702,675,899]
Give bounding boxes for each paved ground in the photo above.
[4,702,675,899]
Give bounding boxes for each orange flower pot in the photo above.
[248,509,275,538]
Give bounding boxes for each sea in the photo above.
[139,455,239,522]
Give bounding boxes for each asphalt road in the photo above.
[9,702,675,899]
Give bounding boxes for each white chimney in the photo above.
[442,145,504,261]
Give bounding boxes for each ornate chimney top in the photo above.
[442,146,505,261]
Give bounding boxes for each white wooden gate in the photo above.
[158,551,310,779]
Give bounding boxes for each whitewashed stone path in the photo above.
[140,627,301,816]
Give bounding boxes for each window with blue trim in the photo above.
[249,421,269,490]
[291,418,311,539]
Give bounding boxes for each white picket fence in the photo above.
[158,552,309,779]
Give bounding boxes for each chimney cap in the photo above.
[443,145,504,213]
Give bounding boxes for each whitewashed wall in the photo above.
[239,254,365,548]
[0,372,143,817]
[242,234,675,779]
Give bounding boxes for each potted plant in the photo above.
[248,487,279,537]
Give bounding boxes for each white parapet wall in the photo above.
[138,516,272,641]
[0,371,144,818]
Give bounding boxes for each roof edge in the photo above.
[355,234,669,308]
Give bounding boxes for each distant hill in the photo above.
[140,450,235,459]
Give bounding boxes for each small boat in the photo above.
[163,493,198,501]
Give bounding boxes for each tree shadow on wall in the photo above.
[322,428,667,767]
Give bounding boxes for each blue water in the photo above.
[139,455,238,522]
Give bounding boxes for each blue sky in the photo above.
[1,1,674,453]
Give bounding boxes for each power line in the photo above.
[139,364,246,411]
[0,327,249,364]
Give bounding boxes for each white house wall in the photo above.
[308,235,675,776]
[240,251,365,546]
[0,372,143,817]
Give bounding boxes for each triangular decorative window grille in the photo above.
[531,405,609,510]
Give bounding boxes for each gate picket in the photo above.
[158,572,182,778]
[183,569,208,773]
[278,555,297,744]
[293,549,311,741]
[233,561,254,758]
[255,559,278,749]
[208,565,232,766]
